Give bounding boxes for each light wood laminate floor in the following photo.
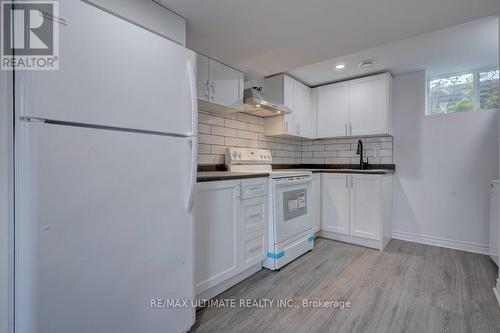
[192,238,500,333]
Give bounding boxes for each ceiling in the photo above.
[288,17,499,86]
[159,0,500,80]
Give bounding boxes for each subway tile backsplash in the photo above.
[197,111,393,166]
[198,111,302,165]
[301,136,393,165]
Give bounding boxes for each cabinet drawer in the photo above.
[241,178,267,199]
[241,197,267,235]
[242,230,266,267]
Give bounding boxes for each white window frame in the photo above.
[426,67,499,116]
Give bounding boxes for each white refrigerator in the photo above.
[14,1,197,332]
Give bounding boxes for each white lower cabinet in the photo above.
[321,174,350,235]
[194,178,267,298]
[195,173,392,298]
[350,175,382,240]
[242,230,266,267]
[320,173,392,250]
[310,174,321,233]
[241,197,267,234]
[194,180,240,295]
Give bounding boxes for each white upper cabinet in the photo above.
[263,75,317,138]
[196,54,210,101]
[263,72,392,138]
[316,72,393,138]
[210,60,244,109]
[283,75,296,135]
[197,54,243,113]
[295,81,316,138]
[350,74,390,136]
[317,82,350,138]
[311,88,318,137]
[262,74,296,136]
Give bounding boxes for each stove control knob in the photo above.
[237,152,241,158]
[232,151,237,158]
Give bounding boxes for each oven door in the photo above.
[273,176,313,243]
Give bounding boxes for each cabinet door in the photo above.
[317,82,349,138]
[196,54,209,101]
[349,74,388,136]
[241,230,266,269]
[350,175,381,240]
[283,75,296,135]
[295,81,315,138]
[310,88,318,138]
[321,174,350,235]
[241,197,267,235]
[209,60,243,110]
[310,174,321,233]
[194,181,240,294]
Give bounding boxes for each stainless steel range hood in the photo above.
[242,87,292,117]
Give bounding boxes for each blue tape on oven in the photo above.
[267,251,285,259]
[308,235,315,242]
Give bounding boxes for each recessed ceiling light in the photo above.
[359,60,375,68]
[256,104,261,108]
[335,63,346,71]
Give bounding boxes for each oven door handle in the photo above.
[274,177,312,187]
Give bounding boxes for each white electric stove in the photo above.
[226,148,315,270]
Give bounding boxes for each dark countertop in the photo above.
[197,171,269,183]
[273,164,395,175]
[197,164,396,182]
[293,168,394,175]
[273,164,396,171]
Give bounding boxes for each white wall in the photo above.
[393,71,499,253]
[0,69,13,333]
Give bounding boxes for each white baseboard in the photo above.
[319,230,381,251]
[392,230,489,255]
[494,278,500,307]
[494,287,500,307]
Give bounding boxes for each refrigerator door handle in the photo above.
[186,136,198,213]
[185,58,198,213]
[187,59,198,137]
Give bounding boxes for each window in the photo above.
[427,68,499,115]
[480,70,500,110]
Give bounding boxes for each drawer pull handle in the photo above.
[248,246,262,253]
[248,213,261,219]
